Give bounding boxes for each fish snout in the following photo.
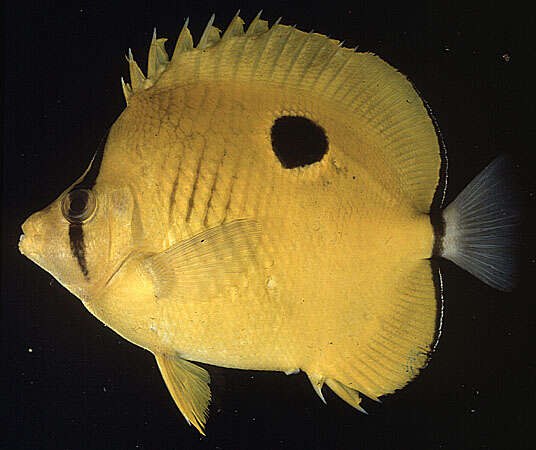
[21,213,41,239]
[19,214,45,259]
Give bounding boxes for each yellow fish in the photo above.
[19,12,519,434]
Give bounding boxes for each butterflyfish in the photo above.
[19,12,519,434]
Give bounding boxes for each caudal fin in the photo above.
[441,155,520,291]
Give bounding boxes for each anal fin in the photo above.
[325,378,367,414]
[154,353,211,435]
[307,373,326,404]
[321,260,437,408]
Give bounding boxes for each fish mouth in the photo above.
[18,233,26,253]
[20,218,33,255]
[18,232,34,258]
[19,233,40,262]
[19,220,42,262]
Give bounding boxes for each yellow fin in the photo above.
[172,18,194,59]
[221,11,245,41]
[147,28,169,80]
[120,76,132,104]
[142,219,260,301]
[246,11,269,36]
[155,353,211,435]
[326,260,438,403]
[325,378,367,414]
[122,14,440,208]
[134,14,439,211]
[197,14,221,49]
[307,373,326,404]
[126,48,146,92]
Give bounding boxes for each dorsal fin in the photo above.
[121,13,441,211]
[125,48,146,93]
[172,17,194,58]
[147,28,169,80]
[221,10,244,41]
[246,10,269,36]
[197,13,221,49]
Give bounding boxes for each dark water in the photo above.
[3,1,534,449]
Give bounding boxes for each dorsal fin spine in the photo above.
[172,17,193,60]
[124,13,300,100]
[197,14,221,50]
[120,13,441,211]
[126,48,146,92]
[246,10,261,35]
[121,76,132,104]
[148,28,170,79]
[221,10,244,41]
[147,28,158,78]
[123,14,354,101]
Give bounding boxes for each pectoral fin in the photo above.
[142,219,261,301]
[155,353,211,435]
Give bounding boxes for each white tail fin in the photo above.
[441,156,520,291]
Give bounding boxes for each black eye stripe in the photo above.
[67,129,109,279]
[69,224,89,279]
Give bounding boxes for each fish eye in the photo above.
[61,189,97,224]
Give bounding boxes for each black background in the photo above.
[3,1,534,449]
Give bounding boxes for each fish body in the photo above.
[19,13,519,433]
[98,79,434,369]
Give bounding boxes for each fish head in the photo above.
[19,157,138,303]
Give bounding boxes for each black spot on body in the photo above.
[270,116,328,169]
